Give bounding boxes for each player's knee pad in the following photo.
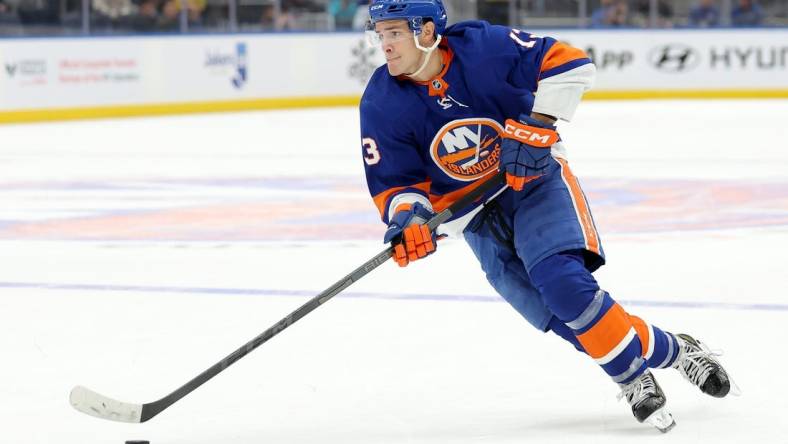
[529,250,600,322]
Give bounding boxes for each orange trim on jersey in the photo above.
[409,43,454,87]
[556,158,601,256]
[372,182,431,219]
[427,77,450,98]
[540,42,588,74]
[576,303,632,360]
[629,315,650,357]
[399,40,455,98]
[428,172,499,213]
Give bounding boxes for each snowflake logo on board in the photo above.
[348,39,379,85]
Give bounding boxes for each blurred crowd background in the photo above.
[0,0,785,36]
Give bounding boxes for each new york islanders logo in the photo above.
[430,118,503,181]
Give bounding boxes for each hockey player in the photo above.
[359,0,736,433]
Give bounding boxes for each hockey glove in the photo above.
[500,114,560,191]
[383,202,438,267]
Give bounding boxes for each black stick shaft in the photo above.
[140,171,506,422]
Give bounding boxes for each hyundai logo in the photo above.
[649,44,701,73]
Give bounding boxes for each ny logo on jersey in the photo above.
[437,94,469,110]
[430,118,503,181]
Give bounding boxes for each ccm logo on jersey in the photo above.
[430,118,503,182]
[503,119,559,148]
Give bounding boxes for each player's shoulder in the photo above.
[360,65,390,107]
[444,20,521,56]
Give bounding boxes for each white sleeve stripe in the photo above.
[388,192,432,218]
[533,63,596,122]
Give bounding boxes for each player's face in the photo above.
[372,20,420,76]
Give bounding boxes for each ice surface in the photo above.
[0,100,786,443]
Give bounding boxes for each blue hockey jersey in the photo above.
[360,20,594,234]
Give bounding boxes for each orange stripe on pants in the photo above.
[556,158,601,256]
[576,303,632,360]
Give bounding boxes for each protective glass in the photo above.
[365,21,414,47]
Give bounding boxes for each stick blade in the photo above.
[69,385,143,423]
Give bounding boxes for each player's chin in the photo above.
[386,59,403,76]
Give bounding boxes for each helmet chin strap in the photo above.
[406,34,442,79]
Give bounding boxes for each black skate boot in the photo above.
[618,370,676,433]
[673,333,735,398]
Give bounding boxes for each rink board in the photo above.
[1,29,787,122]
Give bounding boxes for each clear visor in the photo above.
[365,20,414,47]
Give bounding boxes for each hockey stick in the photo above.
[70,170,506,423]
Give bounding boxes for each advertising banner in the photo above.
[551,29,788,90]
[0,34,386,111]
[0,29,786,121]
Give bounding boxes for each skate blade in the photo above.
[644,408,676,433]
[730,378,742,396]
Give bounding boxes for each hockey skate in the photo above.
[618,370,676,433]
[673,333,739,397]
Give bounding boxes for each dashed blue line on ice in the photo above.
[0,281,786,312]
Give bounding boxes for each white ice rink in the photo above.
[1,100,787,443]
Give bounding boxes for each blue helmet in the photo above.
[369,0,448,35]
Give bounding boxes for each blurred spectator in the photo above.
[93,0,136,20]
[611,1,630,26]
[633,0,673,27]
[477,0,509,25]
[90,0,138,31]
[259,4,274,29]
[0,0,20,26]
[127,0,159,31]
[158,0,205,30]
[352,0,370,31]
[1,0,14,17]
[177,0,206,25]
[157,0,179,30]
[263,0,322,30]
[329,0,356,30]
[591,0,629,27]
[16,0,59,24]
[731,0,764,26]
[590,0,613,26]
[689,0,720,27]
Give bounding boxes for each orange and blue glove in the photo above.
[383,202,437,267]
[500,114,560,191]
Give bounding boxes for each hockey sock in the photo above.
[531,252,647,384]
[629,316,681,369]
